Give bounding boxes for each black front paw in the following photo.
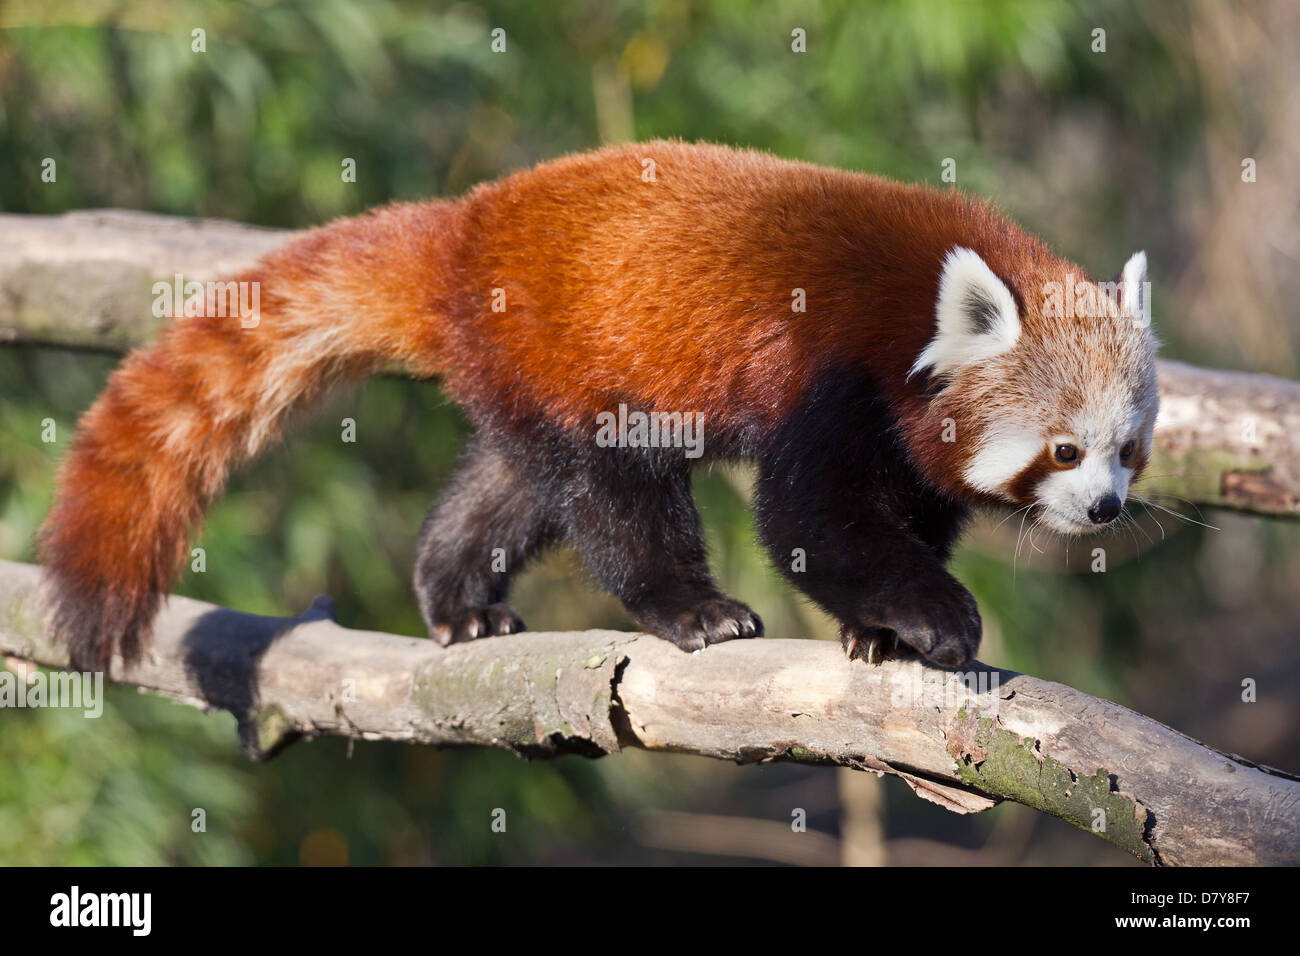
[888,586,981,667]
[839,623,900,665]
[636,595,763,652]
[846,579,982,668]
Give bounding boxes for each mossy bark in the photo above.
[951,712,1155,863]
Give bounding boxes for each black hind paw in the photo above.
[429,603,526,645]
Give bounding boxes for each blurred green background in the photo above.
[2,0,1297,865]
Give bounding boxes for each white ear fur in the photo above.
[910,247,1021,378]
[1119,250,1147,319]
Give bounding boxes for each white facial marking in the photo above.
[962,425,1042,495]
[910,247,1021,378]
[1036,455,1132,534]
[1035,400,1145,533]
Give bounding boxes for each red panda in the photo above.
[39,140,1158,672]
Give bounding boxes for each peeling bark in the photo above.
[1,558,1296,866]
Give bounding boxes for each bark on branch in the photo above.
[3,210,1298,517]
[1,559,1296,866]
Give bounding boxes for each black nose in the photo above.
[1088,493,1121,525]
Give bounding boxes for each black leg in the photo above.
[413,435,558,644]
[754,371,978,667]
[562,446,761,651]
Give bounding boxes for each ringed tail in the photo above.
[39,201,457,671]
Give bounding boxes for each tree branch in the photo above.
[1,559,1296,866]
[3,210,1298,517]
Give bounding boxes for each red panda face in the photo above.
[914,247,1159,534]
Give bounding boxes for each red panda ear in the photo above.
[1118,250,1148,320]
[910,246,1021,379]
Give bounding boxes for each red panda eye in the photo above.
[1054,443,1078,463]
[1120,441,1135,460]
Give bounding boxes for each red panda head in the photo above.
[913,246,1159,534]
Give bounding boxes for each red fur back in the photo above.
[439,141,1072,494]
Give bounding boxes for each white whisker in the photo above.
[1012,504,1037,584]
[991,502,1035,533]
[1130,494,1221,531]
[1139,503,1165,541]
[1129,507,1155,546]
[1027,514,1048,556]
[1135,489,1211,522]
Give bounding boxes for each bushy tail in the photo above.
[39,201,456,670]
